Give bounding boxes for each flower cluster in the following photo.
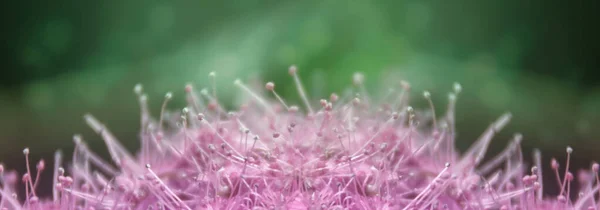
[1,66,599,210]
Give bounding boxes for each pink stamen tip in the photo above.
[22,173,30,182]
[320,99,327,107]
[36,159,45,170]
[30,196,39,203]
[265,82,275,91]
[208,101,218,110]
[533,182,541,190]
[592,163,599,172]
[353,98,361,105]
[185,84,193,93]
[288,65,298,75]
[530,174,538,181]
[557,195,567,203]
[330,93,339,102]
[566,172,574,181]
[551,158,559,169]
[522,175,531,183]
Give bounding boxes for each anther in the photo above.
[448,93,456,101]
[533,182,541,190]
[134,84,143,95]
[288,65,298,75]
[557,195,566,203]
[423,91,431,99]
[37,160,45,170]
[330,93,339,102]
[265,82,275,91]
[325,102,333,111]
[185,84,193,93]
[353,72,364,86]
[391,112,399,120]
[551,158,559,169]
[566,172,574,181]
[353,98,361,105]
[453,82,462,93]
[380,143,388,151]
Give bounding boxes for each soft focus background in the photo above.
[1,0,599,198]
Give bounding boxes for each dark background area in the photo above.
[1,0,599,200]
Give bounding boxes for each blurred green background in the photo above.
[1,0,599,197]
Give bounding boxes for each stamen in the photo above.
[403,163,451,210]
[23,148,36,197]
[134,84,151,133]
[560,147,573,196]
[353,72,370,105]
[235,79,275,115]
[593,162,600,205]
[265,82,290,111]
[393,80,410,112]
[185,84,206,113]
[459,113,511,170]
[423,91,437,131]
[32,159,44,194]
[84,114,136,171]
[158,92,172,132]
[145,164,191,210]
[288,65,314,115]
[533,149,543,201]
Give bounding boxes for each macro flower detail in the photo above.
[1,66,599,210]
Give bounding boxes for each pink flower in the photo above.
[1,67,599,210]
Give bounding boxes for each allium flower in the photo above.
[1,66,599,210]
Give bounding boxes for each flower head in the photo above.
[1,66,598,210]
